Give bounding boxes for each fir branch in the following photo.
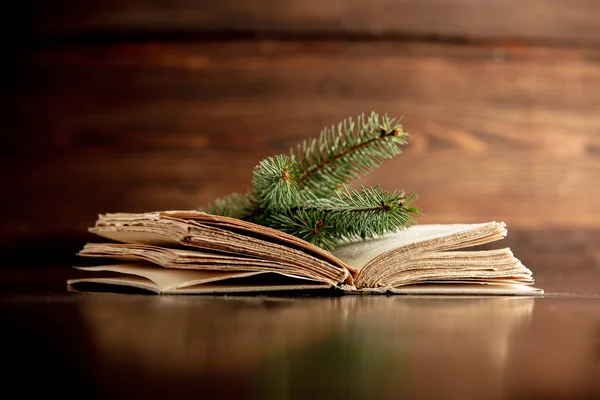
[268,186,420,250]
[267,209,339,251]
[251,155,299,210]
[199,112,421,251]
[306,185,420,240]
[291,112,408,197]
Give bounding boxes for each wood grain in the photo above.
[15,0,600,45]
[4,40,600,239]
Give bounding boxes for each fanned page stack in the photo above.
[67,211,543,295]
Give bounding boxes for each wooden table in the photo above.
[2,262,599,399]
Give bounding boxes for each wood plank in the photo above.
[4,40,600,239]
[4,148,600,238]
[8,41,600,155]
[15,0,600,45]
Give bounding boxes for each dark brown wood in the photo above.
[4,40,600,240]
[12,0,600,45]
[1,285,599,398]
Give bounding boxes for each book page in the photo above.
[69,264,327,293]
[73,264,265,290]
[368,248,535,288]
[89,230,182,247]
[332,223,500,271]
[388,283,543,295]
[161,211,357,278]
[88,212,352,285]
[78,242,326,280]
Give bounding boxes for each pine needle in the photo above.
[199,111,420,250]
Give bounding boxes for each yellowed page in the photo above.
[88,211,351,285]
[72,264,265,291]
[161,210,357,278]
[78,242,324,280]
[332,222,504,271]
[369,248,534,288]
[68,264,330,294]
[388,283,543,295]
[90,230,182,247]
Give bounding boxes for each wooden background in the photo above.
[3,1,600,266]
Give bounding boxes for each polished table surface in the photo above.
[2,264,599,399]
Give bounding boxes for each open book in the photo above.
[67,211,543,295]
